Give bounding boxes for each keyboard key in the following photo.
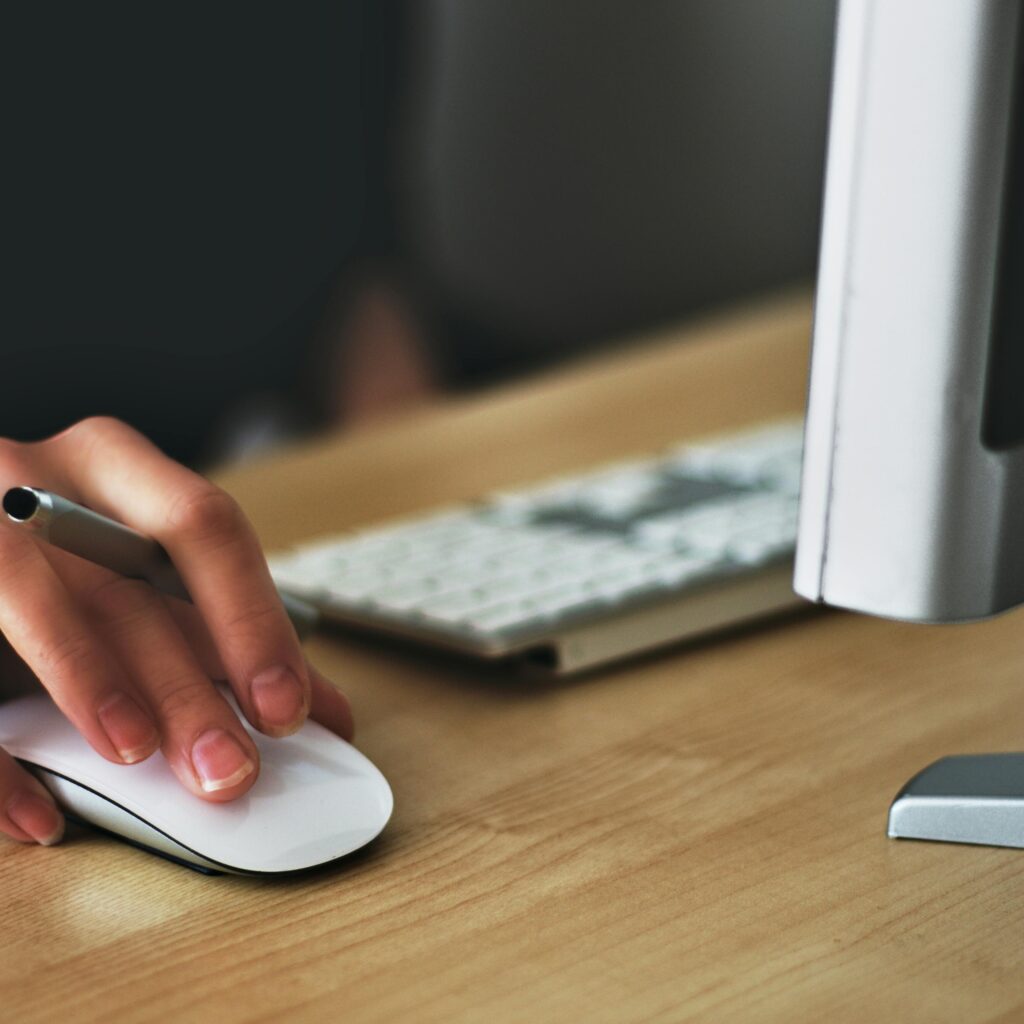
[268,418,804,657]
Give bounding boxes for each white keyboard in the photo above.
[268,419,805,673]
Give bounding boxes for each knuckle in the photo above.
[85,575,154,625]
[57,415,126,443]
[223,600,282,638]
[37,628,104,683]
[165,486,244,546]
[152,674,215,723]
[41,416,130,465]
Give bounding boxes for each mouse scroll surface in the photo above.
[0,691,393,875]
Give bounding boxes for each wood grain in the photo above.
[6,291,1024,1023]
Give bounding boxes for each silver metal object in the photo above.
[889,755,1024,849]
[795,0,1024,622]
[2,486,319,640]
[797,0,1024,850]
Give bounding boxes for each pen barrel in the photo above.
[30,492,191,601]
[7,488,317,640]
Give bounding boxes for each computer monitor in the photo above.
[795,0,1024,847]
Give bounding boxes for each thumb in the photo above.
[0,746,64,846]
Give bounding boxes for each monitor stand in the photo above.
[889,754,1024,848]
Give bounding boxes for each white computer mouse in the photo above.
[0,689,393,875]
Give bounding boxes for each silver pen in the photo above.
[2,486,318,640]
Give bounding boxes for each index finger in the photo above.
[40,417,311,738]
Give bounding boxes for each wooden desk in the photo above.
[7,294,1024,1022]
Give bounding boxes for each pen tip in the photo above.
[3,487,40,522]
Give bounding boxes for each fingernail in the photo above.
[97,691,159,764]
[191,729,255,793]
[251,665,306,734]
[7,791,65,846]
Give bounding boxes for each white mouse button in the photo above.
[0,691,393,874]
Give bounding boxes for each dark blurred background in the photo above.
[4,1,836,468]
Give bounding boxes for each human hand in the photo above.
[0,417,353,847]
